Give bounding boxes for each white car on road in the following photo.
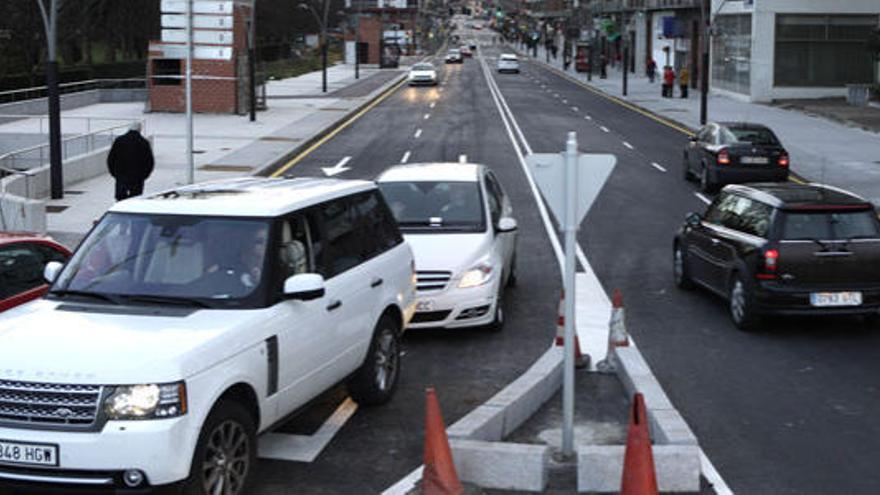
[497,54,520,73]
[0,177,415,493]
[408,62,438,86]
[377,163,518,331]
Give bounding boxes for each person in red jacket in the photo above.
[662,66,676,98]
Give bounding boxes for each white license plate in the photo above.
[741,156,769,165]
[810,292,862,307]
[0,439,58,467]
[416,299,435,312]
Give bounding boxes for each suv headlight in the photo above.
[104,382,187,420]
[458,262,493,288]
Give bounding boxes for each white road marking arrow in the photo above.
[322,156,351,176]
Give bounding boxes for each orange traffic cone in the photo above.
[597,289,630,373]
[421,388,463,495]
[553,290,588,369]
[620,393,659,495]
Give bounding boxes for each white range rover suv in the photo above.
[0,177,415,493]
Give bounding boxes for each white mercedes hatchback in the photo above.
[377,163,518,331]
[0,177,415,493]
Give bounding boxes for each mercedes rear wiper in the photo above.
[48,290,120,305]
[120,294,210,308]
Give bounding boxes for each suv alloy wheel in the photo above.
[185,400,256,495]
[348,315,400,405]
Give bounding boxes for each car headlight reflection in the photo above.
[104,382,187,420]
[458,263,493,288]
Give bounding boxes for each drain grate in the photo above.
[46,205,69,213]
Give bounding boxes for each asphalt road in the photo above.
[252,38,563,493]
[484,45,880,494]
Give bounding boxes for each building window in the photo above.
[775,15,877,87]
[712,14,752,95]
[152,59,181,86]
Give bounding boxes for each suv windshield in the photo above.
[379,181,485,233]
[780,210,880,241]
[723,127,779,146]
[52,213,271,307]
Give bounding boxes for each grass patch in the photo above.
[262,47,343,81]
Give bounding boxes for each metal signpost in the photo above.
[160,0,238,184]
[526,133,616,457]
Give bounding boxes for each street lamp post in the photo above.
[700,0,710,125]
[300,1,331,93]
[34,0,63,199]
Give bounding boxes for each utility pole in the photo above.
[623,42,628,96]
[35,0,63,199]
[248,13,257,122]
[700,0,710,125]
[300,1,330,93]
[186,0,194,184]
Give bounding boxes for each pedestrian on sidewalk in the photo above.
[646,58,657,83]
[107,122,154,201]
[600,53,608,79]
[679,66,690,98]
[662,66,675,98]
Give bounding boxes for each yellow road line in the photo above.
[270,78,408,178]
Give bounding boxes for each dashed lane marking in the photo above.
[651,162,667,172]
[600,126,610,133]
[571,106,579,112]
[401,150,411,163]
[423,113,430,120]
[429,102,436,109]
[584,115,592,120]
[414,128,422,138]
[695,192,711,204]
[622,141,634,150]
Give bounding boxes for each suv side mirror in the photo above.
[685,212,702,228]
[43,261,64,284]
[496,217,518,233]
[283,274,325,301]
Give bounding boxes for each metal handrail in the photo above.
[0,114,145,135]
[0,78,146,104]
[0,122,134,172]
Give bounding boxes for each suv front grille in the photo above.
[417,271,452,292]
[0,380,102,428]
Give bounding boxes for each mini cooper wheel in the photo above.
[700,165,716,193]
[729,274,760,331]
[348,316,401,406]
[185,401,256,495]
[673,244,695,290]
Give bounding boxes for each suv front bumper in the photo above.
[408,281,499,329]
[0,416,199,491]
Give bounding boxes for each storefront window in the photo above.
[775,15,877,87]
[712,14,752,95]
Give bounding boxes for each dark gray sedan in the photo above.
[683,122,790,192]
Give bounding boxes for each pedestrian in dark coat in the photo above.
[647,59,657,83]
[600,53,608,79]
[107,122,154,201]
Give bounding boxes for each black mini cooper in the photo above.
[674,183,880,329]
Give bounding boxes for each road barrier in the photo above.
[422,388,463,495]
[553,290,588,369]
[621,393,659,495]
[597,289,630,373]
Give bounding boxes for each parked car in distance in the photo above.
[0,232,70,313]
[460,45,473,57]
[408,62,438,86]
[0,177,415,493]
[683,122,790,193]
[377,163,518,331]
[445,48,463,64]
[497,54,520,73]
[674,182,880,329]
[469,41,477,51]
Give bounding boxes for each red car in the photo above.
[0,232,71,312]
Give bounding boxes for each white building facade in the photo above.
[712,0,879,102]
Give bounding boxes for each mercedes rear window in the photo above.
[780,210,880,240]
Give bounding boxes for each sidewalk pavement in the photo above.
[0,62,407,247]
[525,45,880,206]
